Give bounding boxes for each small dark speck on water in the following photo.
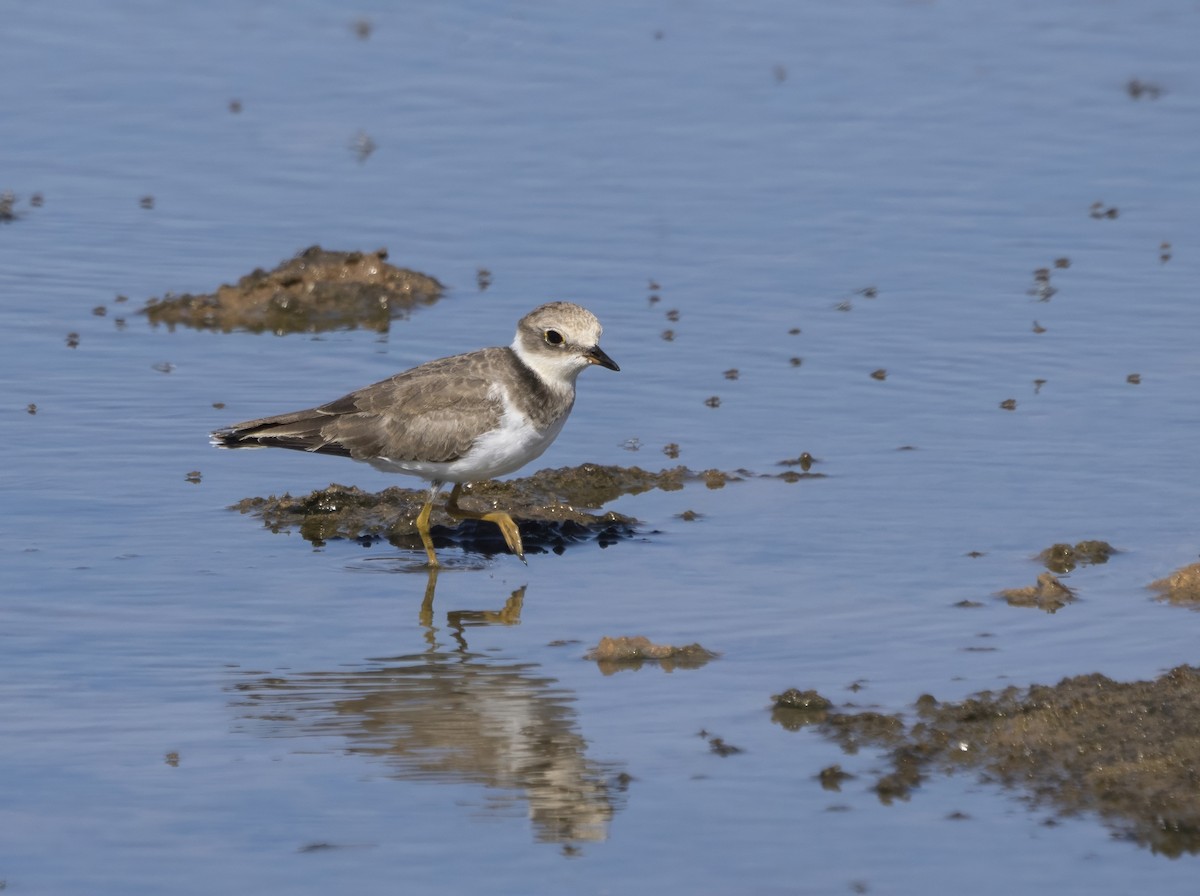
[299,842,340,853]
[351,131,377,162]
[1126,78,1164,100]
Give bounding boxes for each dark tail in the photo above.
[211,409,352,458]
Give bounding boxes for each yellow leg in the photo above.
[445,483,527,563]
[419,566,439,630]
[415,496,440,567]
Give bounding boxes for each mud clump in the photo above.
[1038,540,1116,574]
[141,246,444,334]
[585,636,717,673]
[770,688,834,731]
[1149,562,1200,608]
[818,764,854,791]
[792,666,1200,856]
[228,464,736,557]
[999,572,1078,613]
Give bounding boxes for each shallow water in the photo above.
[4,1,1200,893]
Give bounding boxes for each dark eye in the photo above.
[544,329,564,346]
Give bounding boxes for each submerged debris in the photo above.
[791,665,1200,856]
[141,246,443,334]
[1149,562,1200,608]
[999,572,1078,613]
[698,730,744,756]
[586,636,717,673]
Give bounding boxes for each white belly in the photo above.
[370,386,571,484]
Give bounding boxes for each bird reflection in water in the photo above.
[229,569,626,847]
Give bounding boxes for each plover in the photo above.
[212,302,619,566]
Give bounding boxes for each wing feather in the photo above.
[212,349,510,463]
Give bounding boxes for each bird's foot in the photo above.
[445,484,526,563]
[486,511,527,564]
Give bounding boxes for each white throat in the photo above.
[511,336,587,392]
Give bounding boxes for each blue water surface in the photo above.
[3,1,1200,893]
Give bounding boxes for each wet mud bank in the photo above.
[1150,562,1200,608]
[228,463,741,557]
[774,665,1200,856]
[141,246,444,334]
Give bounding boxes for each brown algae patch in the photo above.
[999,572,1078,613]
[1149,562,1200,608]
[782,666,1200,855]
[585,636,717,673]
[141,246,444,334]
[229,464,736,556]
[1038,540,1117,574]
